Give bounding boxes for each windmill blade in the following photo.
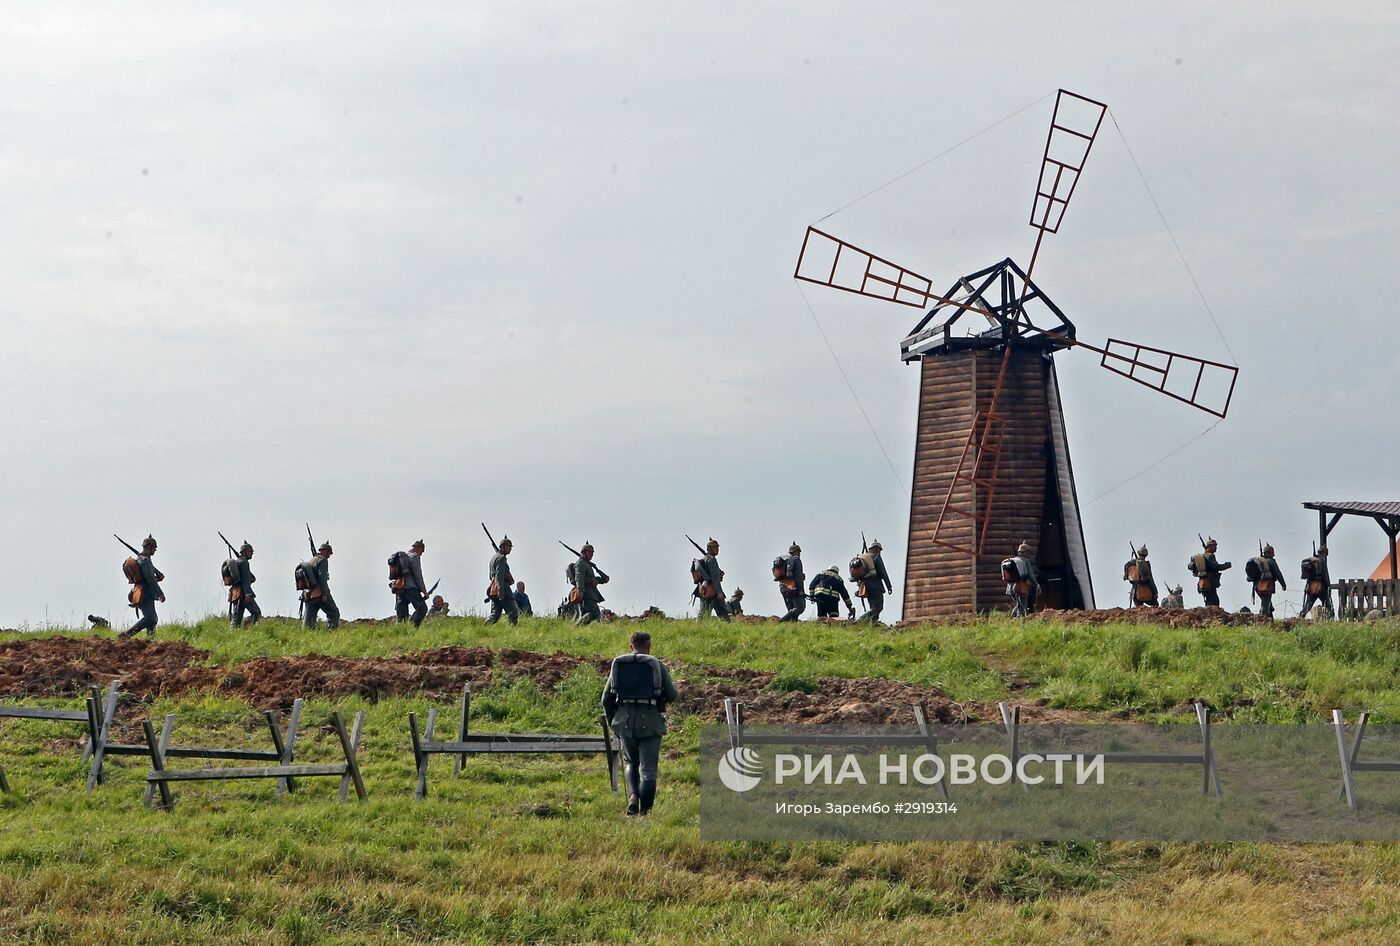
[794,226,934,308]
[1030,90,1108,237]
[1096,337,1239,419]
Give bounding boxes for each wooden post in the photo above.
[338,711,366,802]
[270,699,303,795]
[331,711,367,801]
[142,719,174,810]
[453,683,470,776]
[0,762,9,793]
[1334,710,1358,811]
[79,685,101,763]
[913,701,949,800]
[408,712,427,800]
[143,714,175,807]
[87,681,121,790]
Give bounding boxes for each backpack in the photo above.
[1300,558,1315,580]
[566,561,577,585]
[122,557,141,584]
[1188,552,1208,576]
[849,556,869,581]
[1124,559,1141,583]
[221,558,241,587]
[388,553,404,580]
[691,559,705,584]
[612,656,663,704]
[295,561,321,598]
[1244,557,1263,582]
[772,556,787,580]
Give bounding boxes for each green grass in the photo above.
[3,616,1400,943]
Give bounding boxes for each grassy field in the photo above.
[3,615,1400,944]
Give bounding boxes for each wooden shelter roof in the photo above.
[1304,501,1400,521]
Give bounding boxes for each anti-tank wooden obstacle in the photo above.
[1333,710,1400,811]
[408,683,620,799]
[143,709,365,811]
[85,680,312,803]
[998,702,1222,796]
[0,684,108,792]
[723,697,950,799]
[795,90,1240,619]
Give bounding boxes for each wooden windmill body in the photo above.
[795,91,1239,620]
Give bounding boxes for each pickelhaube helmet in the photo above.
[1206,536,1218,549]
[869,539,882,550]
[789,541,801,554]
[582,541,594,553]
[733,587,744,597]
[1137,546,1149,559]
[1017,541,1032,555]
[411,539,425,551]
[319,541,333,554]
[240,541,253,555]
[142,534,157,550]
[1262,543,1274,557]
[707,537,719,550]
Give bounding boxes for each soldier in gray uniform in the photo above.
[1248,543,1287,620]
[1161,584,1185,609]
[1189,537,1232,608]
[726,588,745,616]
[574,542,609,625]
[486,537,519,625]
[1300,545,1333,618]
[1005,541,1039,617]
[120,535,165,639]
[230,541,261,627]
[393,539,430,627]
[853,539,893,624]
[1123,546,1158,608]
[302,542,341,629]
[601,630,680,816]
[695,538,731,621]
[777,542,806,622]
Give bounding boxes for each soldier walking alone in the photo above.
[1123,545,1159,608]
[601,631,679,816]
[119,535,165,639]
[1300,545,1333,618]
[300,541,341,629]
[573,542,609,625]
[1188,537,1232,608]
[227,541,261,627]
[775,542,806,622]
[693,538,731,621]
[391,540,430,627]
[1247,543,1287,619]
[486,536,519,626]
[1003,541,1038,617]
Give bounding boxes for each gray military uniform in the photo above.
[1301,555,1333,618]
[856,551,892,624]
[486,551,518,625]
[1007,554,1038,617]
[394,550,429,627]
[574,557,605,625]
[779,554,806,622]
[1250,555,1286,619]
[697,553,730,621]
[231,556,260,627]
[303,555,341,629]
[128,554,164,636]
[601,652,680,814]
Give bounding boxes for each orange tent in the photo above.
[1368,541,1400,580]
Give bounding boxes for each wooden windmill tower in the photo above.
[794,90,1239,619]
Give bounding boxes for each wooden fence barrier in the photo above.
[143,709,365,811]
[86,680,309,806]
[1333,710,1400,811]
[723,697,950,799]
[408,683,619,800]
[0,684,112,792]
[998,702,1222,796]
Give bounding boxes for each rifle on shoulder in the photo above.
[482,523,501,553]
[114,534,140,556]
[306,523,318,557]
[560,541,610,582]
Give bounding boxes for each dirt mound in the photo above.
[1033,606,1262,628]
[0,636,218,699]
[0,635,989,725]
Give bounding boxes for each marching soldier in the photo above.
[1123,545,1159,608]
[486,536,519,625]
[694,538,731,621]
[810,565,855,619]
[428,595,450,618]
[851,539,893,624]
[392,540,430,627]
[230,541,261,627]
[1161,584,1185,609]
[726,588,745,616]
[1004,541,1038,617]
[776,542,806,622]
[302,541,341,629]
[1188,537,1232,608]
[1248,543,1287,619]
[120,535,165,639]
[573,542,609,625]
[1300,545,1333,618]
[601,630,680,816]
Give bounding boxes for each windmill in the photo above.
[794,90,1238,619]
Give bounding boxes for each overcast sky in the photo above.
[2,2,1396,628]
